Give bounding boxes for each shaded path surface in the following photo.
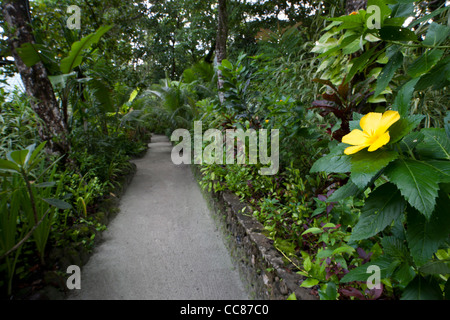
[69,135,248,300]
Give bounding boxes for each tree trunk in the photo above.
[345,0,367,14]
[2,0,70,155]
[215,0,228,101]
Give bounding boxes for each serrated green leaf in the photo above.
[349,149,398,189]
[391,78,420,117]
[423,23,450,47]
[327,180,362,202]
[389,115,424,144]
[423,160,450,183]
[350,183,405,241]
[401,275,443,300]
[416,128,450,160]
[374,50,403,97]
[406,192,450,266]
[340,257,393,283]
[419,260,450,275]
[385,159,440,218]
[407,49,444,79]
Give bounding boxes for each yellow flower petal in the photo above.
[342,129,369,146]
[378,110,400,134]
[359,112,382,136]
[344,144,368,155]
[367,131,390,152]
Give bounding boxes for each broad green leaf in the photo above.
[385,159,440,218]
[42,198,72,210]
[327,180,362,202]
[389,114,424,144]
[407,49,444,79]
[419,260,450,275]
[424,160,450,183]
[340,257,394,283]
[415,56,450,91]
[300,278,319,288]
[221,59,233,70]
[350,183,405,241]
[287,292,297,300]
[60,25,113,74]
[310,144,351,174]
[349,149,399,189]
[345,45,380,85]
[423,23,450,46]
[16,43,45,67]
[416,128,450,160]
[401,275,443,300]
[406,193,450,266]
[7,149,29,167]
[391,78,420,117]
[0,159,20,172]
[379,26,417,41]
[374,50,403,97]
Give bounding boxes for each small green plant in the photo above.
[0,142,71,295]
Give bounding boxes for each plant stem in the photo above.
[22,169,39,225]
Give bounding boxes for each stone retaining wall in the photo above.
[192,165,317,300]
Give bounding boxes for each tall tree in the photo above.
[215,0,228,100]
[2,0,69,155]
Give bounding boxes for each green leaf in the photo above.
[385,159,440,218]
[345,45,380,84]
[340,257,393,283]
[401,275,443,300]
[0,159,20,172]
[423,23,450,47]
[374,50,403,97]
[407,49,444,79]
[349,149,399,189]
[416,128,450,160]
[287,292,297,300]
[350,183,405,241]
[389,115,424,145]
[16,43,45,67]
[332,246,355,255]
[391,78,420,117]
[310,144,351,174]
[301,227,323,236]
[7,149,29,167]
[221,59,233,70]
[406,192,450,266]
[415,56,450,91]
[34,181,57,188]
[419,260,450,275]
[327,180,362,202]
[379,26,417,41]
[300,278,320,288]
[42,198,72,210]
[60,25,113,74]
[423,160,450,183]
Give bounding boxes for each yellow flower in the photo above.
[342,110,400,155]
[265,119,269,123]
[349,11,358,15]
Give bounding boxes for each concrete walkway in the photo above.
[68,134,248,300]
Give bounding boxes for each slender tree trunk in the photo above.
[2,0,70,155]
[215,0,228,102]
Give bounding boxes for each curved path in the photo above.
[69,134,248,300]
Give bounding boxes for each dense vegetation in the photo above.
[1,0,449,300]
